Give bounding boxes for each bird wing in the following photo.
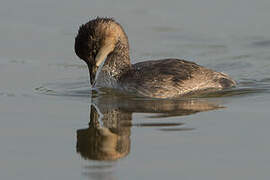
[120,58,223,98]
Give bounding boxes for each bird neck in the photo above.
[101,41,131,79]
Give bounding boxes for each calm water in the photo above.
[1,0,270,179]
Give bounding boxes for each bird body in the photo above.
[75,17,236,98]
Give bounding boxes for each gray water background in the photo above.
[1,0,270,179]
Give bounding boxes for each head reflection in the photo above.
[76,95,222,161]
[77,104,131,161]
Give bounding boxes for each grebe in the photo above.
[74,17,236,98]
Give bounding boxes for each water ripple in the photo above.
[35,76,270,100]
[35,80,92,98]
[251,40,270,48]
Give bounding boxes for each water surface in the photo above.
[1,0,270,179]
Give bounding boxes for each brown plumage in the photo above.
[75,17,236,98]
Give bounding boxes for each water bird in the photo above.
[74,17,236,98]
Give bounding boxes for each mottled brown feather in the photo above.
[120,59,235,98]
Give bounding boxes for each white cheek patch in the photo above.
[93,57,107,88]
[95,53,107,67]
[95,36,116,67]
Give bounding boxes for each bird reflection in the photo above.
[76,95,222,161]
